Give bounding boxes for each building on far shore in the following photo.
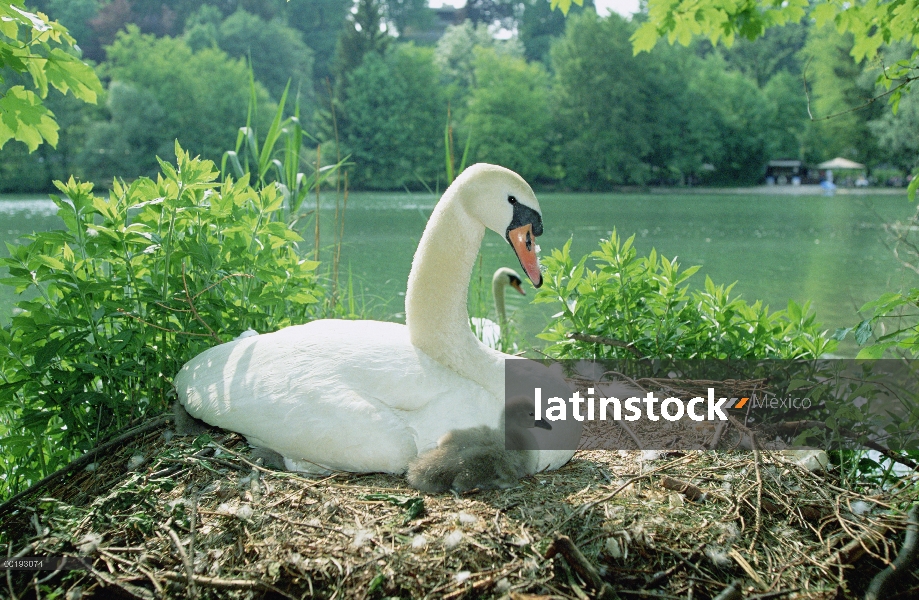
[765,159,825,185]
[401,7,466,45]
[765,160,803,185]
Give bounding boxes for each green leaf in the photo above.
[831,327,852,341]
[812,4,837,29]
[44,49,103,104]
[632,22,660,55]
[551,0,581,16]
[787,379,811,392]
[854,320,873,346]
[0,85,59,151]
[856,344,888,359]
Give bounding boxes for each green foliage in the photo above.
[550,12,726,186]
[798,26,881,165]
[386,0,434,38]
[465,47,551,181]
[85,25,272,182]
[836,289,919,359]
[762,71,808,159]
[631,0,919,191]
[79,81,172,183]
[535,233,836,359]
[868,43,919,174]
[0,143,323,497]
[688,55,773,183]
[343,44,445,189]
[550,0,584,16]
[0,1,102,151]
[223,79,345,225]
[708,21,809,88]
[632,0,809,52]
[216,9,314,101]
[520,0,594,63]
[434,20,524,113]
[333,0,391,102]
[284,0,352,83]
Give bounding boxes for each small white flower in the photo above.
[454,571,471,584]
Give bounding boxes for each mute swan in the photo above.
[470,267,524,350]
[407,399,550,493]
[173,163,580,474]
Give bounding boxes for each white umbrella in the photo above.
[817,157,865,169]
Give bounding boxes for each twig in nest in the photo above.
[561,454,693,528]
[865,503,919,600]
[6,543,18,600]
[647,542,706,587]
[567,332,645,359]
[160,571,295,598]
[544,535,616,600]
[757,497,824,522]
[161,520,196,597]
[88,564,155,600]
[712,579,743,600]
[660,477,707,502]
[0,416,168,516]
[728,415,764,551]
[707,420,727,450]
[826,523,890,567]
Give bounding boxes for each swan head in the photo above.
[505,397,552,431]
[493,267,525,296]
[455,164,544,287]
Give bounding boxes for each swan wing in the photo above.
[174,320,502,473]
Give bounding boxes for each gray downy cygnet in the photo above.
[407,400,551,493]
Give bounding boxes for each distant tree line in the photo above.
[0,0,915,192]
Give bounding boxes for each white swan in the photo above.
[470,267,525,350]
[173,163,580,474]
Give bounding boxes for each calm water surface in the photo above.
[2,191,915,356]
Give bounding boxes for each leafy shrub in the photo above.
[343,44,445,189]
[0,143,323,497]
[838,203,919,358]
[535,232,836,360]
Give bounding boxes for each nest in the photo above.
[1,410,918,599]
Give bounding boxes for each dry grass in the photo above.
[1,415,917,599]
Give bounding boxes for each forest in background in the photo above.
[0,0,916,192]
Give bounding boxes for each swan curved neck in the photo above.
[492,276,507,326]
[406,189,503,396]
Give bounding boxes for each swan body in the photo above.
[470,267,524,350]
[174,163,579,474]
[406,400,548,493]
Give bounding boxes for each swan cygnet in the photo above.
[470,267,525,350]
[406,400,551,493]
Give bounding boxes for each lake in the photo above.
[2,189,916,356]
